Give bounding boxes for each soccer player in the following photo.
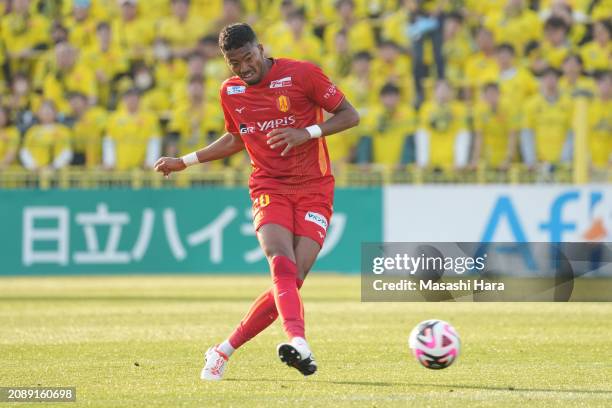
[153,23,359,379]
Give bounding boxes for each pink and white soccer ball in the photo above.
[408,319,460,369]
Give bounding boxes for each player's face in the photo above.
[224,42,266,86]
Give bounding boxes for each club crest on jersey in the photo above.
[305,211,328,231]
[276,95,291,112]
[269,76,292,89]
[227,85,246,95]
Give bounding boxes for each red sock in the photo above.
[228,277,304,349]
[271,255,305,340]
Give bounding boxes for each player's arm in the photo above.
[267,98,360,156]
[154,132,245,176]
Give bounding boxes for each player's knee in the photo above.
[262,243,293,262]
[270,254,298,282]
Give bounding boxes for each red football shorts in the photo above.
[251,191,333,247]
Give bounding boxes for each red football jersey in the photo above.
[219,58,345,197]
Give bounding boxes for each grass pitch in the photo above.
[1,275,611,407]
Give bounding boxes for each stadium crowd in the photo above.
[0,0,609,175]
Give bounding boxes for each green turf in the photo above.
[1,275,611,407]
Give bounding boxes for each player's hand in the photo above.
[154,157,186,178]
[266,128,311,156]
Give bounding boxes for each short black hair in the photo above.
[594,70,611,82]
[563,53,583,66]
[218,23,257,52]
[482,82,499,92]
[496,42,515,55]
[380,82,400,96]
[96,21,110,31]
[353,51,372,61]
[544,16,569,33]
[199,34,218,45]
[540,66,561,78]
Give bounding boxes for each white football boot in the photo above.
[200,346,229,381]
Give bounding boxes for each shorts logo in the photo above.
[270,76,292,88]
[305,211,328,231]
[276,95,291,112]
[227,85,246,95]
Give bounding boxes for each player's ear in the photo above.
[257,43,264,57]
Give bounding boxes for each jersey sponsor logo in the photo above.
[256,115,296,132]
[305,211,328,231]
[276,95,291,112]
[323,85,337,99]
[239,123,255,134]
[227,85,246,95]
[269,76,292,89]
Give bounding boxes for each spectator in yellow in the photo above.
[485,0,541,57]
[64,92,107,167]
[580,19,611,74]
[416,80,470,169]
[267,8,323,64]
[442,12,471,89]
[158,0,210,58]
[32,22,69,91]
[196,35,230,90]
[42,41,97,112]
[65,0,97,49]
[541,17,572,69]
[541,1,586,46]
[167,76,224,157]
[338,51,376,118]
[211,0,244,35]
[587,71,612,169]
[464,27,499,98]
[323,0,375,55]
[82,22,129,108]
[1,0,50,73]
[371,40,413,105]
[0,107,20,170]
[261,0,296,50]
[470,83,519,170]
[6,73,41,133]
[172,52,208,105]
[496,43,539,105]
[112,0,155,62]
[103,89,161,171]
[132,63,171,119]
[521,67,573,167]
[328,51,373,164]
[380,0,411,49]
[151,38,187,97]
[20,100,73,171]
[322,29,353,81]
[356,83,417,166]
[560,54,595,99]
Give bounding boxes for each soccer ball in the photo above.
[408,319,460,369]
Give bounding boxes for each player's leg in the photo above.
[294,235,320,280]
[201,196,296,381]
[276,194,332,376]
[211,231,316,368]
[256,224,306,342]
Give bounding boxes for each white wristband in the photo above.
[305,124,322,138]
[181,152,200,167]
